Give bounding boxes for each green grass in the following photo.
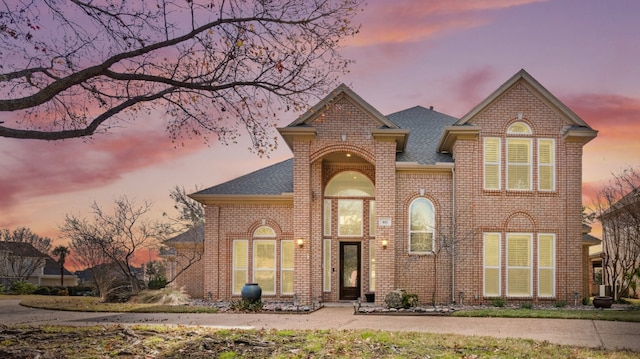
[453,307,640,322]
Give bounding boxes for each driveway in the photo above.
[1,300,639,352]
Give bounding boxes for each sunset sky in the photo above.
[1,0,639,251]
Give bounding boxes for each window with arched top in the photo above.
[325,171,374,197]
[408,198,435,253]
[253,225,276,237]
[507,122,532,135]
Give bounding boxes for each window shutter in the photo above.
[483,233,501,297]
[538,139,555,191]
[483,138,501,190]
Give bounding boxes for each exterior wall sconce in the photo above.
[381,239,388,249]
[297,238,304,248]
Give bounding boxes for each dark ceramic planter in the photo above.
[365,292,375,303]
[593,296,613,309]
[241,283,262,302]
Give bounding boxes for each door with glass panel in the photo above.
[340,242,361,300]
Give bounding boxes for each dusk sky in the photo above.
[1,0,639,248]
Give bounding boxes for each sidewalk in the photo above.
[2,300,639,352]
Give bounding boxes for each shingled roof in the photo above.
[194,105,459,197]
[0,241,49,258]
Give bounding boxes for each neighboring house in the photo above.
[0,241,78,287]
[167,69,597,305]
[583,224,602,296]
[162,226,204,298]
[599,187,640,299]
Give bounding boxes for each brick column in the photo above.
[374,141,397,304]
[293,141,313,304]
[203,205,220,300]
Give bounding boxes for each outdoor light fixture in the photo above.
[381,239,388,249]
[297,238,304,248]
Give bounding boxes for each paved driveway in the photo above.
[1,300,639,352]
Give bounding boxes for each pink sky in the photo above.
[1,0,639,247]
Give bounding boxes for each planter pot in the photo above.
[365,292,375,303]
[241,283,262,303]
[593,296,613,309]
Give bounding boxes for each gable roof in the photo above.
[164,225,204,244]
[0,241,49,258]
[43,257,74,276]
[456,69,592,128]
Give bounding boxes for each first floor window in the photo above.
[232,240,248,295]
[538,234,556,297]
[323,239,331,292]
[409,198,435,253]
[507,234,532,297]
[281,240,294,295]
[369,239,376,291]
[483,233,501,297]
[253,240,276,294]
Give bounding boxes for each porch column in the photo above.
[374,141,397,304]
[293,140,313,304]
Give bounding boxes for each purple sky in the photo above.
[1,0,639,244]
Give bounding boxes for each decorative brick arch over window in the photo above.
[310,144,375,164]
[504,211,537,232]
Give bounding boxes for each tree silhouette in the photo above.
[51,245,70,286]
[0,0,362,155]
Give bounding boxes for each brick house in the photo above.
[167,69,597,305]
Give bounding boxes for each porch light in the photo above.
[381,239,388,249]
[297,238,304,248]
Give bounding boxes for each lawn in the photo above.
[1,325,637,358]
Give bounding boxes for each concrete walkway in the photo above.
[1,300,639,352]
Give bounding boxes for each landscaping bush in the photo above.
[10,281,38,295]
[554,300,567,308]
[490,297,506,307]
[34,286,51,295]
[384,289,419,309]
[0,283,5,294]
[148,276,168,290]
[230,299,263,312]
[520,302,533,309]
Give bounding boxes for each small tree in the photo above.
[591,166,640,301]
[51,245,70,286]
[61,196,169,300]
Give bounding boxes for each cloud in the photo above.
[449,66,499,110]
[347,0,549,46]
[0,126,206,212]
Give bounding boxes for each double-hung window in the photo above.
[483,233,501,297]
[484,138,501,190]
[506,234,532,297]
[538,139,556,191]
[408,198,435,253]
[538,234,555,297]
[507,138,532,191]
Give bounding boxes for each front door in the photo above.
[339,242,361,300]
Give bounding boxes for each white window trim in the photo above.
[369,239,375,292]
[537,234,556,298]
[324,199,332,236]
[408,198,435,254]
[537,138,556,192]
[483,137,502,190]
[232,240,248,295]
[506,138,532,191]
[252,239,276,295]
[506,233,533,297]
[281,240,294,295]
[483,233,502,297]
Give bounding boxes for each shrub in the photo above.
[0,283,5,294]
[34,286,51,295]
[148,276,168,290]
[490,297,506,307]
[10,281,38,295]
[50,287,60,295]
[554,300,567,308]
[384,289,419,309]
[520,302,533,309]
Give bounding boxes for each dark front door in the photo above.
[339,242,361,300]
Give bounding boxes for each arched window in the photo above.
[325,171,374,197]
[507,122,532,135]
[408,198,435,253]
[253,225,276,237]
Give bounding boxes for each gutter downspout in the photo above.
[451,166,456,304]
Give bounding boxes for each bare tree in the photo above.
[591,167,640,301]
[161,186,204,286]
[0,227,51,283]
[0,0,362,154]
[61,196,169,299]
